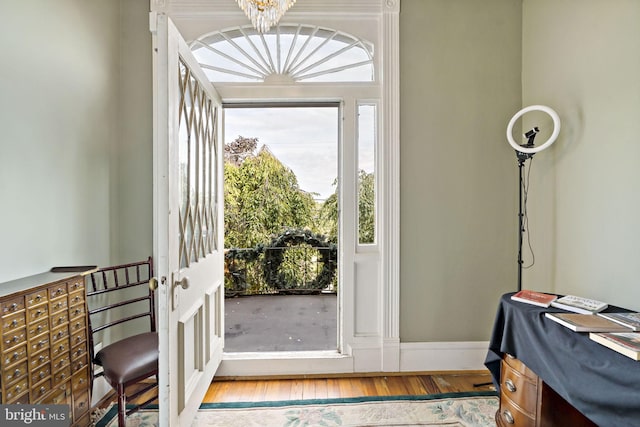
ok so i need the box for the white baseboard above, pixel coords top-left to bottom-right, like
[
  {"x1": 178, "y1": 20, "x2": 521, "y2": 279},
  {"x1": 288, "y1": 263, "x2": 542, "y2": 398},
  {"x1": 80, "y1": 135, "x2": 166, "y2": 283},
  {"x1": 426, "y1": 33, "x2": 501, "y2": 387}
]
[{"x1": 400, "y1": 341, "x2": 490, "y2": 371}]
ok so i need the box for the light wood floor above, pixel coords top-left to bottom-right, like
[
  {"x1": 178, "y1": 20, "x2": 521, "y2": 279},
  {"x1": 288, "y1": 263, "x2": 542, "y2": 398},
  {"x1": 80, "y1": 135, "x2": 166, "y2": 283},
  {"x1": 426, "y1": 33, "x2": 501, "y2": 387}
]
[
  {"x1": 97, "y1": 371, "x2": 494, "y2": 409},
  {"x1": 203, "y1": 371, "x2": 495, "y2": 403}
]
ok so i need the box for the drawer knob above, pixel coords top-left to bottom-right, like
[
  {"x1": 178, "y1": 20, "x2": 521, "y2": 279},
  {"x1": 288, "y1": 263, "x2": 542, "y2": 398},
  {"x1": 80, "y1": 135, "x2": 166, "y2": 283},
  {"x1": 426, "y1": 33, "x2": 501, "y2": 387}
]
[
  {"x1": 505, "y1": 378, "x2": 517, "y2": 393},
  {"x1": 502, "y1": 409, "x2": 515, "y2": 424}
]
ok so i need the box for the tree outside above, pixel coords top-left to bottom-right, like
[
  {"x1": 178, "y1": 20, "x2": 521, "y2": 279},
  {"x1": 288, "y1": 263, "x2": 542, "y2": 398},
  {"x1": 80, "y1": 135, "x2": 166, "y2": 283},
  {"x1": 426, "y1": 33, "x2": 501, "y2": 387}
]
[{"x1": 223, "y1": 136, "x2": 373, "y2": 294}]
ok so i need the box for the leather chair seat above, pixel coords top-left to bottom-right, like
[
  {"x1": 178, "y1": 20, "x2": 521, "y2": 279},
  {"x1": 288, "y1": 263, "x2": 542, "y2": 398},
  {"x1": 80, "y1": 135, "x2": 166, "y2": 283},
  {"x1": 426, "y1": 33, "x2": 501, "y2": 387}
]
[{"x1": 94, "y1": 332, "x2": 158, "y2": 385}]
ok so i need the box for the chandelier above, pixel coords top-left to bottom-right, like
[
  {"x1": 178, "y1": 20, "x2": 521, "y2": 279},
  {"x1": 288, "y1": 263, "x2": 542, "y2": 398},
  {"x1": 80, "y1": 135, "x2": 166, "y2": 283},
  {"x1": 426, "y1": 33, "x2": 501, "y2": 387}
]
[{"x1": 236, "y1": 0, "x2": 296, "y2": 33}]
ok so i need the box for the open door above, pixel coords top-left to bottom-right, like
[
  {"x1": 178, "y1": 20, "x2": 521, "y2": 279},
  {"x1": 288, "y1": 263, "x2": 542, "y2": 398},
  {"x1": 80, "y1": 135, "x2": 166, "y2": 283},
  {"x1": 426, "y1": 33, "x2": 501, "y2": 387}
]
[{"x1": 151, "y1": 13, "x2": 224, "y2": 427}]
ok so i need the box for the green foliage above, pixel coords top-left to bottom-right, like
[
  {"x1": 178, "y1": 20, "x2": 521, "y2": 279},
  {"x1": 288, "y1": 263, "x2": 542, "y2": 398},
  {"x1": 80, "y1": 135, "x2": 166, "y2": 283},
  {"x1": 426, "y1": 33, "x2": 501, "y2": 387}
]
[
  {"x1": 316, "y1": 171, "x2": 375, "y2": 244},
  {"x1": 224, "y1": 142, "x2": 316, "y2": 248},
  {"x1": 358, "y1": 170, "x2": 375, "y2": 244}
]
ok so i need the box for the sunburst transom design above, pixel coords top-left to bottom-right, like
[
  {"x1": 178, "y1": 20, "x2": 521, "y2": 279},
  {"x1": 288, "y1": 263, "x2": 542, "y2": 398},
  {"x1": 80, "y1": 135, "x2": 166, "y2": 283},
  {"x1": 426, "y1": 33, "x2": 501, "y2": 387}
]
[{"x1": 190, "y1": 24, "x2": 374, "y2": 83}]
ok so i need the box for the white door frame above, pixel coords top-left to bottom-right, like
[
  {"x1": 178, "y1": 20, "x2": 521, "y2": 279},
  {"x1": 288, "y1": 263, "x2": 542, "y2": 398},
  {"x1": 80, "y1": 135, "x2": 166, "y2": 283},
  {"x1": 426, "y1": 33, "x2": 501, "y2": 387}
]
[{"x1": 153, "y1": 0, "x2": 400, "y2": 376}]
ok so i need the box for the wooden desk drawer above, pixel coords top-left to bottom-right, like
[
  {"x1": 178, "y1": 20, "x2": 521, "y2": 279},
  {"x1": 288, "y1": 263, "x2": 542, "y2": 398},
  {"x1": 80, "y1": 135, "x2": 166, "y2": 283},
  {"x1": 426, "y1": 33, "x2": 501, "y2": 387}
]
[
  {"x1": 503, "y1": 354, "x2": 537, "y2": 380},
  {"x1": 498, "y1": 395, "x2": 536, "y2": 427},
  {"x1": 28, "y1": 304, "x2": 49, "y2": 322},
  {"x1": 501, "y1": 360, "x2": 538, "y2": 415}
]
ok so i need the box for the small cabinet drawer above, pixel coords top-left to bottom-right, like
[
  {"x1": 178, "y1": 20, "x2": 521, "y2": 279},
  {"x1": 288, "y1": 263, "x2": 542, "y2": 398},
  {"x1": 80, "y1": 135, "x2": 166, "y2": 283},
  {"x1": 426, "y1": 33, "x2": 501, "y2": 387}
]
[
  {"x1": 68, "y1": 290, "x2": 85, "y2": 308},
  {"x1": 67, "y1": 278, "x2": 84, "y2": 294},
  {"x1": 4, "y1": 344, "x2": 27, "y2": 365},
  {"x1": 49, "y1": 285, "x2": 67, "y2": 300},
  {"x1": 32, "y1": 378, "x2": 53, "y2": 402},
  {"x1": 28, "y1": 318, "x2": 49, "y2": 338},
  {"x1": 2, "y1": 311, "x2": 26, "y2": 332},
  {"x1": 29, "y1": 334, "x2": 50, "y2": 353},
  {"x1": 50, "y1": 296, "x2": 69, "y2": 315},
  {"x1": 31, "y1": 363, "x2": 52, "y2": 385},
  {"x1": 69, "y1": 319, "x2": 85, "y2": 335},
  {"x1": 29, "y1": 349, "x2": 51, "y2": 371},
  {"x1": 3, "y1": 329, "x2": 26, "y2": 349},
  {"x1": 73, "y1": 390, "x2": 90, "y2": 418},
  {"x1": 53, "y1": 366, "x2": 72, "y2": 384},
  {"x1": 51, "y1": 324, "x2": 70, "y2": 343},
  {"x1": 71, "y1": 367, "x2": 90, "y2": 393},
  {"x1": 52, "y1": 353, "x2": 71, "y2": 373},
  {"x1": 69, "y1": 304, "x2": 86, "y2": 321},
  {"x1": 28, "y1": 304, "x2": 49, "y2": 322},
  {"x1": 4, "y1": 377, "x2": 29, "y2": 402},
  {"x1": 1, "y1": 296, "x2": 25, "y2": 315},
  {"x1": 4, "y1": 360, "x2": 29, "y2": 385},
  {"x1": 26, "y1": 290, "x2": 48, "y2": 308},
  {"x1": 71, "y1": 342, "x2": 87, "y2": 362}
]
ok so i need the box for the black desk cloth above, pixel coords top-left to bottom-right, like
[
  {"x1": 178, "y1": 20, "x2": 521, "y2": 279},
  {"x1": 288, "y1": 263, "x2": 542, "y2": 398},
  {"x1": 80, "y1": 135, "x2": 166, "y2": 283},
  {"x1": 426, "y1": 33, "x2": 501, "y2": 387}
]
[{"x1": 484, "y1": 292, "x2": 640, "y2": 427}]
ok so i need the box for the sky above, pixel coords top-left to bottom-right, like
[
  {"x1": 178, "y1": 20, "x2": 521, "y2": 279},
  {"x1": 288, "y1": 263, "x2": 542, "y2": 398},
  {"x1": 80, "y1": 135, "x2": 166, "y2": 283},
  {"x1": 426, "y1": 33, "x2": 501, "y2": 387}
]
[{"x1": 224, "y1": 106, "x2": 376, "y2": 201}]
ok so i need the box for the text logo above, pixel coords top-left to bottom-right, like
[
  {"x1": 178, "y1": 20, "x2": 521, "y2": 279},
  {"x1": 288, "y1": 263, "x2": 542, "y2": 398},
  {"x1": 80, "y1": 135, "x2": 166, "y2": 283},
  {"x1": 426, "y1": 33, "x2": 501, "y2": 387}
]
[{"x1": 0, "y1": 405, "x2": 69, "y2": 427}]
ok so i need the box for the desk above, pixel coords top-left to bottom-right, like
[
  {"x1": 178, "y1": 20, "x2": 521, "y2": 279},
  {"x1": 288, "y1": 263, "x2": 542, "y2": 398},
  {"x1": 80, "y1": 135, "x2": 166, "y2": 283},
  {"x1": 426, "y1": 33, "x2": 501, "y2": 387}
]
[{"x1": 485, "y1": 293, "x2": 640, "y2": 427}]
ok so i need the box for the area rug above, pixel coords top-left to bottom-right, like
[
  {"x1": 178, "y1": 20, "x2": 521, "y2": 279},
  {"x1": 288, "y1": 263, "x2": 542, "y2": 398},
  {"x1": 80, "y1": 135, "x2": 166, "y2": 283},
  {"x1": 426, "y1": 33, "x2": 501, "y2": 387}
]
[{"x1": 93, "y1": 391, "x2": 498, "y2": 427}]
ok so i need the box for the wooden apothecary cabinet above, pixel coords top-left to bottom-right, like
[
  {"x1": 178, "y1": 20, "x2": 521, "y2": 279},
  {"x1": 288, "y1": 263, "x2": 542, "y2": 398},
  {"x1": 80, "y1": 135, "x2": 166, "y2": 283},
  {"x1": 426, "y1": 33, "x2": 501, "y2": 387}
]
[{"x1": 1, "y1": 269, "x2": 95, "y2": 426}]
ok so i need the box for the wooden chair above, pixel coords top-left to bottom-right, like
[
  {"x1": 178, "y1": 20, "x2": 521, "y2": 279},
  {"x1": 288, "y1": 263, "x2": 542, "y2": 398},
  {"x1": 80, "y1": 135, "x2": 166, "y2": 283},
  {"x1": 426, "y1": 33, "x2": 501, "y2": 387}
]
[{"x1": 86, "y1": 257, "x2": 158, "y2": 426}]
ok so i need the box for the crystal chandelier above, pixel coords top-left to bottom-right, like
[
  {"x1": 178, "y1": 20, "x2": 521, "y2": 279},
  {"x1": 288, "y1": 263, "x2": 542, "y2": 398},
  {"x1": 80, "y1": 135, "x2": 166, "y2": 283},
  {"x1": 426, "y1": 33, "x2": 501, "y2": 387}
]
[{"x1": 236, "y1": 0, "x2": 296, "y2": 33}]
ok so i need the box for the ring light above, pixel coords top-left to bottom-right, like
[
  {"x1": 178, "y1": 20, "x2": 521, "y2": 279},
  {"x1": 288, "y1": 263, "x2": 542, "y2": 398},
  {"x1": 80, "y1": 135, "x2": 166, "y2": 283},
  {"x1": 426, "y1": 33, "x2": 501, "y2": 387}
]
[{"x1": 506, "y1": 105, "x2": 561, "y2": 154}]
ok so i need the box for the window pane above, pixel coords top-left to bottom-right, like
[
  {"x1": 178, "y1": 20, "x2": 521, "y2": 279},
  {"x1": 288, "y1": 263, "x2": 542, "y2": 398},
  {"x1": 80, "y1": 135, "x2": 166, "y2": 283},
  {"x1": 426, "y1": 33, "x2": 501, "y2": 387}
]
[{"x1": 357, "y1": 104, "x2": 376, "y2": 245}]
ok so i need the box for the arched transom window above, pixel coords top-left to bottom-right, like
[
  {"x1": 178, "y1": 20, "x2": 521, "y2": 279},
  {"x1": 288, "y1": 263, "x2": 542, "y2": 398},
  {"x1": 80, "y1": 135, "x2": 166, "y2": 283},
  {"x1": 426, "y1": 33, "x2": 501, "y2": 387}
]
[{"x1": 190, "y1": 24, "x2": 374, "y2": 83}]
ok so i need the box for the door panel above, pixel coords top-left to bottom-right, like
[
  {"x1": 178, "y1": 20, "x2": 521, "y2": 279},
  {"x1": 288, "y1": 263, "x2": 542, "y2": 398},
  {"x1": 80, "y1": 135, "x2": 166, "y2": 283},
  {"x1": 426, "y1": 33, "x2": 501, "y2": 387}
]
[{"x1": 152, "y1": 13, "x2": 224, "y2": 427}]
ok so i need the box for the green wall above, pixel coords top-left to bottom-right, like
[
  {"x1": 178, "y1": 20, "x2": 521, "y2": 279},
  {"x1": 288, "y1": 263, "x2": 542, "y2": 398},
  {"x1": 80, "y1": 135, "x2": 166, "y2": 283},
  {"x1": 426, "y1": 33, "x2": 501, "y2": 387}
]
[
  {"x1": 399, "y1": 0, "x2": 522, "y2": 342},
  {"x1": 0, "y1": 1, "x2": 119, "y2": 282},
  {"x1": 522, "y1": 0, "x2": 640, "y2": 310},
  {"x1": 0, "y1": 0, "x2": 151, "y2": 283}
]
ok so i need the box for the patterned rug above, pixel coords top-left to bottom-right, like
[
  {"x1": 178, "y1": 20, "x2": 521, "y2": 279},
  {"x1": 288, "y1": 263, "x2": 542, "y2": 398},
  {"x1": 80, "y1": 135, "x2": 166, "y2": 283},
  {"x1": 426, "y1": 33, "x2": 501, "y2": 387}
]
[{"x1": 93, "y1": 391, "x2": 498, "y2": 427}]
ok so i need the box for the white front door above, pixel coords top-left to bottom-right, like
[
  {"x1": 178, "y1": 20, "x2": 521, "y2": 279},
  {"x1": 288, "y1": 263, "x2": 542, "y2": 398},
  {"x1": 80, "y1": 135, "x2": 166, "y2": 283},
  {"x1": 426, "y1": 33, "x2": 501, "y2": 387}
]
[{"x1": 151, "y1": 13, "x2": 224, "y2": 427}]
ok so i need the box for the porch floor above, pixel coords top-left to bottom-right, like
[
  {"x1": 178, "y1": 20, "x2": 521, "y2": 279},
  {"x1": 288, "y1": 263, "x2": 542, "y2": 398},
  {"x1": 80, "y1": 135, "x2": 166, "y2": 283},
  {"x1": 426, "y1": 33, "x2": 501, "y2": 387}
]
[{"x1": 224, "y1": 294, "x2": 337, "y2": 352}]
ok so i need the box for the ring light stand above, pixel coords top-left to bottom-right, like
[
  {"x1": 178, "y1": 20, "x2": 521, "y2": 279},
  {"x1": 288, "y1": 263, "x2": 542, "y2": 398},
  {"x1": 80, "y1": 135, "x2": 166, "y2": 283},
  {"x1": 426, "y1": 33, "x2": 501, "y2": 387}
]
[{"x1": 507, "y1": 105, "x2": 560, "y2": 291}]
